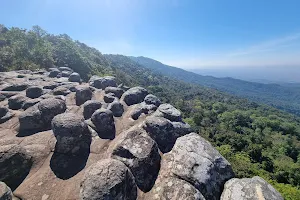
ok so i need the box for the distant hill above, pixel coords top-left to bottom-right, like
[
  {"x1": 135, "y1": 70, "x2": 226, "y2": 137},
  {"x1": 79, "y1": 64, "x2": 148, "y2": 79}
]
[{"x1": 130, "y1": 56, "x2": 300, "y2": 116}]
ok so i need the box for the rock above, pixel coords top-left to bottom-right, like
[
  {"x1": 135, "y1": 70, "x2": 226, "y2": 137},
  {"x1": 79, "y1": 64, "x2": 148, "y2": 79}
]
[
  {"x1": 19, "y1": 98, "x2": 66, "y2": 131},
  {"x1": 68, "y1": 72, "x2": 81, "y2": 83},
  {"x1": 53, "y1": 86, "x2": 71, "y2": 96},
  {"x1": 0, "y1": 181, "x2": 14, "y2": 200},
  {"x1": 52, "y1": 113, "x2": 91, "y2": 155},
  {"x1": 22, "y1": 98, "x2": 41, "y2": 110},
  {"x1": 43, "y1": 83, "x2": 59, "y2": 90},
  {"x1": 90, "y1": 76, "x2": 117, "y2": 89},
  {"x1": 153, "y1": 103, "x2": 182, "y2": 121},
  {"x1": 121, "y1": 87, "x2": 148, "y2": 106},
  {"x1": 221, "y1": 176, "x2": 283, "y2": 200},
  {"x1": 83, "y1": 100, "x2": 102, "y2": 119},
  {"x1": 58, "y1": 67, "x2": 73, "y2": 72},
  {"x1": 107, "y1": 100, "x2": 124, "y2": 117},
  {"x1": 26, "y1": 86, "x2": 43, "y2": 98},
  {"x1": 105, "y1": 87, "x2": 124, "y2": 98},
  {"x1": 90, "y1": 109, "x2": 115, "y2": 139},
  {"x1": 0, "y1": 145, "x2": 32, "y2": 190},
  {"x1": 75, "y1": 87, "x2": 93, "y2": 106},
  {"x1": 161, "y1": 133, "x2": 234, "y2": 200},
  {"x1": 61, "y1": 70, "x2": 72, "y2": 77},
  {"x1": 111, "y1": 127, "x2": 161, "y2": 192},
  {"x1": 104, "y1": 93, "x2": 116, "y2": 103},
  {"x1": 143, "y1": 116, "x2": 191, "y2": 153},
  {"x1": 118, "y1": 83, "x2": 130, "y2": 91},
  {"x1": 144, "y1": 94, "x2": 161, "y2": 106},
  {"x1": 144, "y1": 177, "x2": 205, "y2": 200},
  {"x1": 8, "y1": 95, "x2": 28, "y2": 110},
  {"x1": 80, "y1": 159, "x2": 137, "y2": 200},
  {"x1": 2, "y1": 83, "x2": 28, "y2": 91},
  {"x1": 49, "y1": 69, "x2": 60, "y2": 78},
  {"x1": 131, "y1": 102, "x2": 157, "y2": 120},
  {"x1": 0, "y1": 107, "x2": 13, "y2": 123}
]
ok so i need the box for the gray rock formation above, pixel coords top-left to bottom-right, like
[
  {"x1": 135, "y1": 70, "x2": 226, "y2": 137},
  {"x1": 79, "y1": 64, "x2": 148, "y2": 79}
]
[
  {"x1": 26, "y1": 86, "x2": 43, "y2": 98},
  {"x1": 83, "y1": 100, "x2": 102, "y2": 119},
  {"x1": 121, "y1": 87, "x2": 148, "y2": 106},
  {"x1": 8, "y1": 95, "x2": 28, "y2": 110},
  {"x1": 153, "y1": 103, "x2": 182, "y2": 121},
  {"x1": 22, "y1": 98, "x2": 41, "y2": 110},
  {"x1": 221, "y1": 176, "x2": 283, "y2": 200},
  {"x1": 144, "y1": 94, "x2": 161, "y2": 106},
  {"x1": 49, "y1": 68, "x2": 60, "y2": 78},
  {"x1": 111, "y1": 127, "x2": 161, "y2": 192},
  {"x1": 107, "y1": 100, "x2": 124, "y2": 117},
  {"x1": 105, "y1": 87, "x2": 124, "y2": 98},
  {"x1": 68, "y1": 72, "x2": 81, "y2": 83},
  {"x1": 1, "y1": 83, "x2": 28, "y2": 91},
  {"x1": 131, "y1": 102, "x2": 157, "y2": 120},
  {"x1": 104, "y1": 93, "x2": 116, "y2": 103},
  {"x1": 0, "y1": 107, "x2": 13, "y2": 123},
  {"x1": 75, "y1": 87, "x2": 93, "y2": 106},
  {"x1": 52, "y1": 86, "x2": 71, "y2": 96},
  {"x1": 80, "y1": 159, "x2": 137, "y2": 200},
  {"x1": 90, "y1": 108, "x2": 115, "y2": 139},
  {"x1": 89, "y1": 76, "x2": 117, "y2": 89}
]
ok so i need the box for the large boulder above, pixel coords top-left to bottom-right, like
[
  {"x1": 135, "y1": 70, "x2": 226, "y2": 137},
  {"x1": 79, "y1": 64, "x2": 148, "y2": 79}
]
[
  {"x1": 221, "y1": 177, "x2": 283, "y2": 200},
  {"x1": 143, "y1": 116, "x2": 191, "y2": 153},
  {"x1": 75, "y1": 87, "x2": 93, "y2": 106},
  {"x1": 61, "y1": 70, "x2": 72, "y2": 77},
  {"x1": 104, "y1": 93, "x2": 116, "y2": 103},
  {"x1": 8, "y1": 95, "x2": 28, "y2": 110},
  {"x1": 144, "y1": 94, "x2": 161, "y2": 106},
  {"x1": 90, "y1": 76, "x2": 117, "y2": 89},
  {"x1": 26, "y1": 86, "x2": 43, "y2": 99},
  {"x1": 0, "y1": 145, "x2": 32, "y2": 190},
  {"x1": 107, "y1": 100, "x2": 124, "y2": 117},
  {"x1": 52, "y1": 113, "x2": 91, "y2": 155},
  {"x1": 83, "y1": 100, "x2": 102, "y2": 119},
  {"x1": 68, "y1": 72, "x2": 81, "y2": 83},
  {"x1": 0, "y1": 181, "x2": 15, "y2": 200},
  {"x1": 160, "y1": 133, "x2": 234, "y2": 200},
  {"x1": 49, "y1": 69, "x2": 60, "y2": 78},
  {"x1": 131, "y1": 102, "x2": 157, "y2": 120},
  {"x1": 111, "y1": 127, "x2": 161, "y2": 192},
  {"x1": 80, "y1": 159, "x2": 137, "y2": 200},
  {"x1": 121, "y1": 87, "x2": 148, "y2": 106},
  {"x1": 19, "y1": 98, "x2": 66, "y2": 131},
  {"x1": 90, "y1": 109, "x2": 115, "y2": 139},
  {"x1": 0, "y1": 107, "x2": 13, "y2": 123},
  {"x1": 105, "y1": 87, "x2": 124, "y2": 98},
  {"x1": 144, "y1": 177, "x2": 205, "y2": 200},
  {"x1": 22, "y1": 98, "x2": 41, "y2": 110},
  {"x1": 53, "y1": 86, "x2": 71, "y2": 96},
  {"x1": 153, "y1": 103, "x2": 182, "y2": 121},
  {"x1": 1, "y1": 83, "x2": 28, "y2": 91}
]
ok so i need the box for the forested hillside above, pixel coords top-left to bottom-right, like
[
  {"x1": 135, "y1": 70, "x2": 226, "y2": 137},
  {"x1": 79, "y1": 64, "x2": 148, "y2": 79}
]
[
  {"x1": 0, "y1": 25, "x2": 300, "y2": 199},
  {"x1": 130, "y1": 56, "x2": 300, "y2": 116}
]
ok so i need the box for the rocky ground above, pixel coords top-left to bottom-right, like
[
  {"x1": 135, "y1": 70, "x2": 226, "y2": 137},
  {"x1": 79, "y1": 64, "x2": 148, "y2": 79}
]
[{"x1": 0, "y1": 68, "x2": 283, "y2": 200}]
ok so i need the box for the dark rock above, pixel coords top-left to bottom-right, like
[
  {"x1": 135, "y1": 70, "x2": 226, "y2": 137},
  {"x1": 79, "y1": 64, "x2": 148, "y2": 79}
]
[
  {"x1": 49, "y1": 69, "x2": 60, "y2": 78},
  {"x1": 144, "y1": 94, "x2": 161, "y2": 106},
  {"x1": 8, "y1": 95, "x2": 28, "y2": 110},
  {"x1": 43, "y1": 83, "x2": 59, "y2": 90},
  {"x1": 53, "y1": 86, "x2": 71, "y2": 96},
  {"x1": 26, "y1": 86, "x2": 43, "y2": 98},
  {"x1": 144, "y1": 177, "x2": 205, "y2": 200},
  {"x1": 2, "y1": 83, "x2": 28, "y2": 91},
  {"x1": 83, "y1": 100, "x2": 102, "y2": 119},
  {"x1": 52, "y1": 113, "x2": 91, "y2": 155},
  {"x1": 104, "y1": 93, "x2": 116, "y2": 103},
  {"x1": 111, "y1": 127, "x2": 161, "y2": 192},
  {"x1": 90, "y1": 109, "x2": 115, "y2": 139},
  {"x1": 61, "y1": 70, "x2": 72, "y2": 77},
  {"x1": 121, "y1": 87, "x2": 148, "y2": 106},
  {"x1": 153, "y1": 103, "x2": 182, "y2": 121},
  {"x1": 221, "y1": 176, "x2": 283, "y2": 200},
  {"x1": 0, "y1": 181, "x2": 15, "y2": 200},
  {"x1": 68, "y1": 72, "x2": 81, "y2": 83},
  {"x1": 107, "y1": 100, "x2": 124, "y2": 117},
  {"x1": 58, "y1": 67, "x2": 73, "y2": 72},
  {"x1": 160, "y1": 133, "x2": 234, "y2": 200},
  {"x1": 22, "y1": 98, "x2": 41, "y2": 110},
  {"x1": 105, "y1": 87, "x2": 124, "y2": 98},
  {"x1": 17, "y1": 74, "x2": 26, "y2": 78},
  {"x1": 143, "y1": 116, "x2": 191, "y2": 153},
  {"x1": 131, "y1": 102, "x2": 157, "y2": 120},
  {"x1": 90, "y1": 76, "x2": 117, "y2": 89},
  {"x1": 75, "y1": 87, "x2": 93, "y2": 106},
  {"x1": 0, "y1": 145, "x2": 32, "y2": 190},
  {"x1": 80, "y1": 159, "x2": 137, "y2": 200},
  {"x1": 37, "y1": 98, "x2": 67, "y2": 125},
  {"x1": 0, "y1": 107, "x2": 13, "y2": 123}
]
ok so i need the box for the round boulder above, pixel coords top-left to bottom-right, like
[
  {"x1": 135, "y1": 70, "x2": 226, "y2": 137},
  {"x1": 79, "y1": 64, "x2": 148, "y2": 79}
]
[
  {"x1": 105, "y1": 87, "x2": 124, "y2": 98},
  {"x1": 80, "y1": 159, "x2": 137, "y2": 200},
  {"x1": 91, "y1": 109, "x2": 115, "y2": 139},
  {"x1": 107, "y1": 100, "x2": 124, "y2": 117},
  {"x1": 144, "y1": 94, "x2": 161, "y2": 106},
  {"x1": 111, "y1": 127, "x2": 161, "y2": 192},
  {"x1": 49, "y1": 69, "x2": 60, "y2": 78},
  {"x1": 91, "y1": 76, "x2": 117, "y2": 89},
  {"x1": 153, "y1": 103, "x2": 182, "y2": 121},
  {"x1": 121, "y1": 87, "x2": 148, "y2": 106},
  {"x1": 26, "y1": 86, "x2": 43, "y2": 98},
  {"x1": 53, "y1": 86, "x2": 71, "y2": 96},
  {"x1": 68, "y1": 72, "x2": 81, "y2": 83},
  {"x1": 104, "y1": 93, "x2": 116, "y2": 103},
  {"x1": 52, "y1": 113, "x2": 91, "y2": 155},
  {"x1": 8, "y1": 95, "x2": 27, "y2": 110},
  {"x1": 75, "y1": 87, "x2": 93, "y2": 106},
  {"x1": 83, "y1": 100, "x2": 102, "y2": 119}
]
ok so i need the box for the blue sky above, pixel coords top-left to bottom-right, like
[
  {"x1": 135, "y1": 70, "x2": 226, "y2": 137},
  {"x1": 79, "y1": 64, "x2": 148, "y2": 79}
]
[{"x1": 1, "y1": 0, "x2": 300, "y2": 69}]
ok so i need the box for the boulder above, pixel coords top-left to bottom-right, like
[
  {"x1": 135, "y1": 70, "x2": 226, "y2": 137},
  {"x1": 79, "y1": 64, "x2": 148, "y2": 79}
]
[
  {"x1": 0, "y1": 181, "x2": 15, "y2": 200},
  {"x1": 22, "y1": 98, "x2": 40, "y2": 110},
  {"x1": 131, "y1": 102, "x2": 157, "y2": 120},
  {"x1": 53, "y1": 86, "x2": 71, "y2": 96},
  {"x1": 153, "y1": 103, "x2": 182, "y2": 121},
  {"x1": 52, "y1": 113, "x2": 91, "y2": 155},
  {"x1": 83, "y1": 100, "x2": 102, "y2": 119},
  {"x1": 0, "y1": 107, "x2": 13, "y2": 123},
  {"x1": 75, "y1": 87, "x2": 93, "y2": 106},
  {"x1": 111, "y1": 127, "x2": 161, "y2": 192},
  {"x1": 144, "y1": 177, "x2": 205, "y2": 200},
  {"x1": 0, "y1": 145, "x2": 32, "y2": 190},
  {"x1": 221, "y1": 176, "x2": 283, "y2": 200},
  {"x1": 160, "y1": 133, "x2": 234, "y2": 200},
  {"x1": 144, "y1": 94, "x2": 161, "y2": 106},
  {"x1": 121, "y1": 87, "x2": 148, "y2": 106},
  {"x1": 80, "y1": 159, "x2": 137, "y2": 200},
  {"x1": 43, "y1": 83, "x2": 59, "y2": 90},
  {"x1": 61, "y1": 70, "x2": 72, "y2": 77},
  {"x1": 105, "y1": 87, "x2": 124, "y2": 98},
  {"x1": 90, "y1": 109, "x2": 115, "y2": 139},
  {"x1": 49, "y1": 69, "x2": 60, "y2": 78},
  {"x1": 103, "y1": 93, "x2": 116, "y2": 103},
  {"x1": 8, "y1": 95, "x2": 28, "y2": 110},
  {"x1": 90, "y1": 76, "x2": 117, "y2": 89},
  {"x1": 107, "y1": 100, "x2": 124, "y2": 117},
  {"x1": 58, "y1": 67, "x2": 73, "y2": 72},
  {"x1": 26, "y1": 86, "x2": 43, "y2": 98},
  {"x1": 68, "y1": 72, "x2": 81, "y2": 83},
  {"x1": 1, "y1": 83, "x2": 28, "y2": 91},
  {"x1": 143, "y1": 116, "x2": 191, "y2": 153}
]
